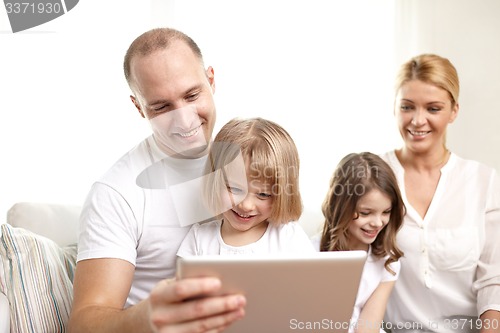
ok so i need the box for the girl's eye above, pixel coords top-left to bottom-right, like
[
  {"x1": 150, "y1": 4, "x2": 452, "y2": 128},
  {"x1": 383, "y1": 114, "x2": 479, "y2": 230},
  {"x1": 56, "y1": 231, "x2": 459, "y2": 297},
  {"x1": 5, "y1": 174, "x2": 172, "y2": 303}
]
[
  {"x1": 227, "y1": 186, "x2": 243, "y2": 195},
  {"x1": 257, "y1": 192, "x2": 272, "y2": 199},
  {"x1": 428, "y1": 107, "x2": 441, "y2": 112},
  {"x1": 383, "y1": 210, "x2": 392, "y2": 215},
  {"x1": 359, "y1": 211, "x2": 370, "y2": 216},
  {"x1": 400, "y1": 105, "x2": 413, "y2": 111}
]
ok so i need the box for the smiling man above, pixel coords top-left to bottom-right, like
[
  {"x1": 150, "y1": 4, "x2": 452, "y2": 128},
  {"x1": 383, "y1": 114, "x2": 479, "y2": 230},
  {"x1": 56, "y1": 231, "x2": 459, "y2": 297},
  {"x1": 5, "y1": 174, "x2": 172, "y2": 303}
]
[{"x1": 69, "y1": 28, "x2": 246, "y2": 333}]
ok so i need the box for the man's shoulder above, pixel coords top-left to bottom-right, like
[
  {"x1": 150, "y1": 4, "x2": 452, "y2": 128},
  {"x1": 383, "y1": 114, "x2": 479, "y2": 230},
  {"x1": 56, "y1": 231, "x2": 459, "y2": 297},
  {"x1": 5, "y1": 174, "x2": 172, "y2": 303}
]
[{"x1": 98, "y1": 136, "x2": 156, "y2": 185}]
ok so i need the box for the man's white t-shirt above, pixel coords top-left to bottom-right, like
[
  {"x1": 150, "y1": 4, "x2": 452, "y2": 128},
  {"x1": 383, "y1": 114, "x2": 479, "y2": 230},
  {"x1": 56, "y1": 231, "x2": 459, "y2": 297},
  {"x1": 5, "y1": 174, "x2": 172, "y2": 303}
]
[{"x1": 77, "y1": 136, "x2": 208, "y2": 306}]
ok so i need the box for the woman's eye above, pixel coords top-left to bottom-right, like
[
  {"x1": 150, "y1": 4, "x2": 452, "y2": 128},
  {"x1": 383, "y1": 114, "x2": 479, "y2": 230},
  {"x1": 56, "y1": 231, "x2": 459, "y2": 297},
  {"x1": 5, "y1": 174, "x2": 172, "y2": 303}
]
[
  {"x1": 428, "y1": 107, "x2": 441, "y2": 112},
  {"x1": 400, "y1": 105, "x2": 413, "y2": 111},
  {"x1": 359, "y1": 211, "x2": 370, "y2": 216},
  {"x1": 257, "y1": 192, "x2": 272, "y2": 199}
]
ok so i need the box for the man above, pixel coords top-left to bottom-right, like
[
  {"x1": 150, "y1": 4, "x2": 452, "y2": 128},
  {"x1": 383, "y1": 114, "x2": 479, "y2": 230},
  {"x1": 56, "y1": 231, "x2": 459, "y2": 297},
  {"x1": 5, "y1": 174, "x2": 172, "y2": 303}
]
[{"x1": 69, "y1": 28, "x2": 246, "y2": 333}]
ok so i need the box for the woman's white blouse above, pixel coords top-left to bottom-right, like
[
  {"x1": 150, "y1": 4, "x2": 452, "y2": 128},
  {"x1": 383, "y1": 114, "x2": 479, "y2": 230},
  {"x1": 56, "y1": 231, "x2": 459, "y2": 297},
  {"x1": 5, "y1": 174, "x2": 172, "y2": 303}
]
[{"x1": 381, "y1": 151, "x2": 500, "y2": 332}]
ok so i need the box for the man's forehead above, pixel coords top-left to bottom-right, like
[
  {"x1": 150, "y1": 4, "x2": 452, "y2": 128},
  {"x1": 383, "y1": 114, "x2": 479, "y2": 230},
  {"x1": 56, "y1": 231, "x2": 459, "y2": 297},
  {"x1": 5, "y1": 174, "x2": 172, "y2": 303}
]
[{"x1": 130, "y1": 51, "x2": 204, "y2": 99}]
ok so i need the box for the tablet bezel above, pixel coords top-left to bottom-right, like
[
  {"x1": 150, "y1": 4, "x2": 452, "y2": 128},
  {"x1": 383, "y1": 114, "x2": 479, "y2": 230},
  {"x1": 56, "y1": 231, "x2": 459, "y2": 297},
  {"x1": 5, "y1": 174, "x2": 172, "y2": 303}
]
[{"x1": 176, "y1": 251, "x2": 367, "y2": 333}]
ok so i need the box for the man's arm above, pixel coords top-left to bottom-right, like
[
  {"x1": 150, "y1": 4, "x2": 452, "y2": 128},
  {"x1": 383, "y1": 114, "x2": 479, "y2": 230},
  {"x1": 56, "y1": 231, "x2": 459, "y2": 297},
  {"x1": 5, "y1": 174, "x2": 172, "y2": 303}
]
[
  {"x1": 68, "y1": 258, "x2": 246, "y2": 333},
  {"x1": 480, "y1": 310, "x2": 500, "y2": 333},
  {"x1": 69, "y1": 258, "x2": 150, "y2": 332}
]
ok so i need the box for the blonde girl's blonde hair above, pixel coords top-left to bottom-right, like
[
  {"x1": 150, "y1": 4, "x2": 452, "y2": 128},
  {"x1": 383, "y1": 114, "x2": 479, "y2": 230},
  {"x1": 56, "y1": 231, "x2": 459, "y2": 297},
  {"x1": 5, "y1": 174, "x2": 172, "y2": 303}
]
[
  {"x1": 319, "y1": 152, "x2": 405, "y2": 275},
  {"x1": 395, "y1": 53, "x2": 460, "y2": 106},
  {"x1": 204, "y1": 117, "x2": 302, "y2": 224}
]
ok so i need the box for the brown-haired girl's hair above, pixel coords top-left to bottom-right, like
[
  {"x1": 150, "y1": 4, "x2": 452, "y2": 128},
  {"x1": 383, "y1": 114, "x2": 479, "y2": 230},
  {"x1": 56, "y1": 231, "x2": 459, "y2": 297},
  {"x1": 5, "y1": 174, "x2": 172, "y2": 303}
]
[
  {"x1": 204, "y1": 117, "x2": 302, "y2": 224},
  {"x1": 319, "y1": 152, "x2": 405, "y2": 274}
]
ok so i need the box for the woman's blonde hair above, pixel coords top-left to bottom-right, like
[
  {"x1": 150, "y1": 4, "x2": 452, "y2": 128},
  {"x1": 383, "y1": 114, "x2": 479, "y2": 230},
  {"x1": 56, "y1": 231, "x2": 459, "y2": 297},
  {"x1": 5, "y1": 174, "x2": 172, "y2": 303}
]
[
  {"x1": 204, "y1": 117, "x2": 302, "y2": 224},
  {"x1": 395, "y1": 53, "x2": 460, "y2": 106}
]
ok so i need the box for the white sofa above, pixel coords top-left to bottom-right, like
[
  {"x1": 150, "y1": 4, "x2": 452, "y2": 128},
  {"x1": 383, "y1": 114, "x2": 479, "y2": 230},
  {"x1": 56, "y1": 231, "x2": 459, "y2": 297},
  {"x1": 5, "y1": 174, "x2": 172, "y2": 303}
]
[
  {"x1": 0, "y1": 202, "x2": 81, "y2": 333},
  {"x1": 0, "y1": 283, "x2": 9, "y2": 333},
  {"x1": 0, "y1": 202, "x2": 323, "y2": 333}
]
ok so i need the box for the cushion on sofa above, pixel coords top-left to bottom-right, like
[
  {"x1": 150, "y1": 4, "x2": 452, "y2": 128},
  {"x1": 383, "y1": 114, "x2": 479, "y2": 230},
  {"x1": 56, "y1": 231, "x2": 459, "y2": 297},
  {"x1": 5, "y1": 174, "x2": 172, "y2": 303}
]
[
  {"x1": 298, "y1": 209, "x2": 324, "y2": 237},
  {"x1": 0, "y1": 223, "x2": 76, "y2": 333},
  {"x1": 7, "y1": 202, "x2": 80, "y2": 247}
]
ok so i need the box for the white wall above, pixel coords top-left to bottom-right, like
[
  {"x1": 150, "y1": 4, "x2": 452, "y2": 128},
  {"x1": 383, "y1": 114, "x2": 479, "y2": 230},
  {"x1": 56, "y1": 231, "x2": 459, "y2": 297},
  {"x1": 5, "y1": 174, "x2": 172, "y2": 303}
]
[
  {"x1": 155, "y1": 0, "x2": 398, "y2": 216},
  {"x1": 0, "y1": 1, "x2": 153, "y2": 216},
  {"x1": 394, "y1": 0, "x2": 500, "y2": 172},
  {"x1": 1, "y1": 1, "x2": 397, "y2": 219},
  {"x1": 4, "y1": 1, "x2": 498, "y2": 222},
  {"x1": 8, "y1": 0, "x2": 500, "y2": 222}
]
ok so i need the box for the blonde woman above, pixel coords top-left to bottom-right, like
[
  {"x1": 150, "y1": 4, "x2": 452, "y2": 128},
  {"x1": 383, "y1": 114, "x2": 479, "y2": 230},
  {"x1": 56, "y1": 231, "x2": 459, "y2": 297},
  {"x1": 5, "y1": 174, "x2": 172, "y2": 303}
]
[{"x1": 382, "y1": 54, "x2": 500, "y2": 333}]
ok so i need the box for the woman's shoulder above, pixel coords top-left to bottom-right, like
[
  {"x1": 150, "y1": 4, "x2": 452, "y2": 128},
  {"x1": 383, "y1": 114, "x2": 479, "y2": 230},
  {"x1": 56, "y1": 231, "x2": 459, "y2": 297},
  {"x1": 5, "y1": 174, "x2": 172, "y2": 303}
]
[
  {"x1": 449, "y1": 153, "x2": 498, "y2": 177},
  {"x1": 378, "y1": 150, "x2": 395, "y2": 159},
  {"x1": 379, "y1": 149, "x2": 396, "y2": 158},
  {"x1": 378, "y1": 150, "x2": 400, "y2": 169},
  {"x1": 452, "y1": 152, "x2": 493, "y2": 167}
]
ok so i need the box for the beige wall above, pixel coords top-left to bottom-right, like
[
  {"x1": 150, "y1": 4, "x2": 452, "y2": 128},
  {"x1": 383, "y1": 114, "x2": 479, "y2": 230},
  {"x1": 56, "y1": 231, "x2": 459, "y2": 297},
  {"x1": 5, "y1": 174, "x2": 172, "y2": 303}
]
[{"x1": 394, "y1": 0, "x2": 500, "y2": 172}]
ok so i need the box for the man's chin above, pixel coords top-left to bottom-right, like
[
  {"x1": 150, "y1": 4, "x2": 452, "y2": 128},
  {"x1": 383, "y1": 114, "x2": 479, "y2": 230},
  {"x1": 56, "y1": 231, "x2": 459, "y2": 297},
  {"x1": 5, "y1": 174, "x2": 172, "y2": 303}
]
[{"x1": 172, "y1": 144, "x2": 210, "y2": 159}]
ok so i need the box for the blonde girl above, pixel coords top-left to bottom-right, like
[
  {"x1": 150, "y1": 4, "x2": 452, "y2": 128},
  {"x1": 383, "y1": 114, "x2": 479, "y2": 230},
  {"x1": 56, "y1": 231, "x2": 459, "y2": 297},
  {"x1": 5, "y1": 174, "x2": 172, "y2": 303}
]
[{"x1": 177, "y1": 117, "x2": 314, "y2": 256}]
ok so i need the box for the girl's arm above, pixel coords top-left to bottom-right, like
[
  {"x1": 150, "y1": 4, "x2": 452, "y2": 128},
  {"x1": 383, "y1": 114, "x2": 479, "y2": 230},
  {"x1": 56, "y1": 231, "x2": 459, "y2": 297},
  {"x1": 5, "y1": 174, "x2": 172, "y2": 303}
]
[{"x1": 356, "y1": 281, "x2": 396, "y2": 333}]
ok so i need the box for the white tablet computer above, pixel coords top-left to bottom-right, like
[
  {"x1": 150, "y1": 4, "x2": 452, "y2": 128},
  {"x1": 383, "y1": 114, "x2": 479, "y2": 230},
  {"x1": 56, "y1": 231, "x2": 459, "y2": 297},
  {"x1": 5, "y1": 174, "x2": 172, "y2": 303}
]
[{"x1": 176, "y1": 251, "x2": 367, "y2": 333}]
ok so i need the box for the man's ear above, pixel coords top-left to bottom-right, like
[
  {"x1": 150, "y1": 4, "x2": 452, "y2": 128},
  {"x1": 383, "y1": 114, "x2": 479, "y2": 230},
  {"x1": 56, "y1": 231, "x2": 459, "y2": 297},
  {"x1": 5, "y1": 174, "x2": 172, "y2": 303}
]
[
  {"x1": 130, "y1": 95, "x2": 145, "y2": 118},
  {"x1": 206, "y1": 66, "x2": 215, "y2": 93}
]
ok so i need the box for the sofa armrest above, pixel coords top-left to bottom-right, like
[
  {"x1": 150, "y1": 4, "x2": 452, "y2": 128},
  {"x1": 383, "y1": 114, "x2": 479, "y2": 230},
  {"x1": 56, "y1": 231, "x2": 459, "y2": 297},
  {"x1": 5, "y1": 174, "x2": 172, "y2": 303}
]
[
  {"x1": 0, "y1": 292, "x2": 10, "y2": 333},
  {"x1": 7, "y1": 202, "x2": 81, "y2": 246},
  {"x1": 298, "y1": 209, "x2": 324, "y2": 238}
]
